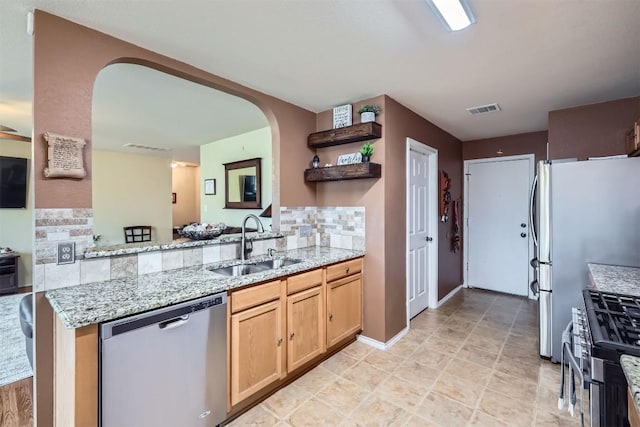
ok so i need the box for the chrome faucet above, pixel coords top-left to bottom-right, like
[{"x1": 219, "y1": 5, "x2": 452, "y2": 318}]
[{"x1": 241, "y1": 214, "x2": 265, "y2": 262}]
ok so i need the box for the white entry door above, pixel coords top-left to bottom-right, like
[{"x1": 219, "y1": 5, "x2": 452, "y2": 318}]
[
  {"x1": 408, "y1": 147, "x2": 431, "y2": 317},
  {"x1": 465, "y1": 156, "x2": 533, "y2": 296}
]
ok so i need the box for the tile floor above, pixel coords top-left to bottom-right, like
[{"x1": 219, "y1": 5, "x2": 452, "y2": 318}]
[{"x1": 229, "y1": 289, "x2": 587, "y2": 426}]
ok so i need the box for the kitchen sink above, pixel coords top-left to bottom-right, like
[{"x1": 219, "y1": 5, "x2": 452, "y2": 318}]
[{"x1": 208, "y1": 258, "x2": 302, "y2": 276}]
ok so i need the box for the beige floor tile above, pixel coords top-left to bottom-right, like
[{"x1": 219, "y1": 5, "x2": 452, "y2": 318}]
[
  {"x1": 292, "y1": 366, "x2": 338, "y2": 395},
  {"x1": 403, "y1": 414, "x2": 442, "y2": 427},
  {"x1": 349, "y1": 394, "x2": 412, "y2": 426},
  {"x1": 402, "y1": 327, "x2": 432, "y2": 345},
  {"x1": 433, "y1": 325, "x2": 471, "y2": 341},
  {"x1": 451, "y1": 309, "x2": 486, "y2": 323},
  {"x1": 275, "y1": 422, "x2": 292, "y2": 427},
  {"x1": 411, "y1": 348, "x2": 452, "y2": 371},
  {"x1": 479, "y1": 389, "x2": 534, "y2": 427},
  {"x1": 444, "y1": 358, "x2": 493, "y2": 384},
  {"x1": 536, "y1": 385, "x2": 580, "y2": 418},
  {"x1": 320, "y1": 352, "x2": 359, "y2": 375},
  {"x1": 534, "y1": 408, "x2": 583, "y2": 426},
  {"x1": 468, "y1": 410, "x2": 512, "y2": 426},
  {"x1": 538, "y1": 362, "x2": 562, "y2": 392},
  {"x1": 394, "y1": 360, "x2": 441, "y2": 389},
  {"x1": 456, "y1": 343, "x2": 498, "y2": 369},
  {"x1": 229, "y1": 404, "x2": 280, "y2": 426},
  {"x1": 446, "y1": 317, "x2": 476, "y2": 331},
  {"x1": 472, "y1": 324, "x2": 509, "y2": 340},
  {"x1": 363, "y1": 349, "x2": 405, "y2": 373},
  {"x1": 385, "y1": 336, "x2": 421, "y2": 358},
  {"x1": 505, "y1": 332, "x2": 539, "y2": 351},
  {"x1": 287, "y1": 398, "x2": 344, "y2": 427},
  {"x1": 417, "y1": 392, "x2": 474, "y2": 426},
  {"x1": 419, "y1": 336, "x2": 464, "y2": 355},
  {"x1": 494, "y1": 355, "x2": 540, "y2": 383},
  {"x1": 486, "y1": 370, "x2": 538, "y2": 401},
  {"x1": 315, "y1": 376, "x2": 369, "y2": 416},
  {"x1": 466, "y1": 334, "x2": 505, "y2": 354},
  {"x1": 261, "y1": 384, "x2": 312, "y2": 419},
  {"x1": 341, "y1": 360, "x2": 390, "y2": 391},
  {"x1": 342, "y1": 341, "x2": 375, "y2": 360},
  {"x1": 374, "y1": 375, "x2": 429, "y2": 413},
  {"x1": 501, "y1": 343, "x2": 545, "y2": 367},
  {"x1": 431, "y1": 372, "x2": 485, "y2": 408}
]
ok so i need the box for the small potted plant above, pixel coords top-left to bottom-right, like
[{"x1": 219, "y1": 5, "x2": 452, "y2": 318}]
[
  {"x1": 360, "y1": 143, "x2": 374, "y2": 162},
  {"x1": 357, "y1": 105, "x2": 381, "y2": 123}
]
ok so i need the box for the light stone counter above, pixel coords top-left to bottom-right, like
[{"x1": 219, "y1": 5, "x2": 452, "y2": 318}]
[
  {"x1": 84, "y1": 231, "x2": 283, "y2": 259},
  {"x1": 588, "y1": 263, "x2": 640, "y2": 297},
  {"x1": 46, "y1": 246, "x2": 364, "y2": 329},
  {"x1": 621, "y1": 354, "x2": 640, "y2": 414}
]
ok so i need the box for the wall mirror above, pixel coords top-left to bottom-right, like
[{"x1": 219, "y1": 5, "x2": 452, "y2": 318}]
[{"x1": 224, "y1": 158, "x2": 261, "y2": 209}]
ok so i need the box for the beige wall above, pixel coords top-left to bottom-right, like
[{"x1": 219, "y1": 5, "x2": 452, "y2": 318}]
[
  {"x1": 0, "y1": 139, "x2": 33, "y2": 287},
  {"x1": 200, "y1": 127, "x2": 272, "y2": 228},
  {"x1": 33, "y1": 10, "x2": 316, "y2": 423},
  {"x1": 172, "y1": 165, "x2": 200, "y2": 227},
  {"x1": 463, "y1": 131, "x2": 548, "y2": 163},
  {"x1": 549, "y1": 96, "x2": 640, "y2": 160},
  {"x1": 92, "y1": 150, "x2": 173, "y2": 245}
]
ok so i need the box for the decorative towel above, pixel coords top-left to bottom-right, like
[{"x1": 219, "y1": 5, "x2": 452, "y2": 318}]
[{"x1": 451, "y1": 200, "x2": 461, "y2": 253}]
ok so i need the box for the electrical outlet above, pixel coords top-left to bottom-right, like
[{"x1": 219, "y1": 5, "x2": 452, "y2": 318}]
[
  {"x1": 299, "y1": 225, "x2": 312, "y2": 237},
  {"x1": 57, "y1": 242, "x2": 75, "y2": 265}
]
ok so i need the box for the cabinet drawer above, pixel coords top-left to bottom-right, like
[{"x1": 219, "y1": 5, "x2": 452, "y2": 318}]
[
  {"x1": 326, "y1": 258, "x2": 362, "y2": 283},
  {"x1": 287, "y1": 268, "x2": 323, "y2": 295},
  {"x1": 231, "y1": 280, "x2": 282, "y2": 313}
]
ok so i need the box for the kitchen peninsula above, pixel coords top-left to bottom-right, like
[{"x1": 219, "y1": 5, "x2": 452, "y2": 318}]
[{"x1": 45, "y1": 244, "x2": 365, "y2": 426}]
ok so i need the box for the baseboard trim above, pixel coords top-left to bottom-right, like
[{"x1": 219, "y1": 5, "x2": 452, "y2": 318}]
[
  {"x1": 357, "y1": 326, "x2": 409, "y2": 351},
  {"x1": 436, "y1": 284, "x2": 463, "y2": 308}
]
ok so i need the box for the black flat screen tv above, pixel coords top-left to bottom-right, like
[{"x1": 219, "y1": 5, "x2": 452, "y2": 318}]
[{"x1": 0, "y1": 156, "x2": 28, "y2": 208}]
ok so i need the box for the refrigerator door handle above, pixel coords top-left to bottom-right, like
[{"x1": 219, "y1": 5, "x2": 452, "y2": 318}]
[{"x1": 529, "y1": 173, "x2": 538, "y2": 249}]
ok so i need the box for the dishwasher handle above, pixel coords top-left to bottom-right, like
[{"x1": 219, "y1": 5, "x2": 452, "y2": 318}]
[{"x1": 159, "y1": 314, "x2": 190, "y2": 330}]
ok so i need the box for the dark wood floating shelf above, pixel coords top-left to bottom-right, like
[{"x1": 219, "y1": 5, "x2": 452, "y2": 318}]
[
  {"x1": 308, "y1": 122, "x2": 382, "y2": 148},
  {"x1": 304, "y1": 162, "x2": 382, "y2": 182}
]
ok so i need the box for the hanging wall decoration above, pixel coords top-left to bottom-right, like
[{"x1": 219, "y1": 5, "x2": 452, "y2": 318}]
[
  {"x1": 439, "y1": 170, "x2": 451, "y2": 222},
  {"x1": 43, "y1": 132, "x2": 86, "y2": 179}
]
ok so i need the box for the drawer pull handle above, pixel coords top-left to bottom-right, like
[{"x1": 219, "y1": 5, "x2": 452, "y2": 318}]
[
  {"x1": 290, "y1": 332, "x2": 295, "y2": 340},
  {"x1": 277, "y1": 338, "x2": 283, "y2": 346},
  {"x1": 328, "y1": 313, "x2": 333, "y2": 321},
  {"x1": 346, "y1": 267, "x2": 350, "y2": 273}
]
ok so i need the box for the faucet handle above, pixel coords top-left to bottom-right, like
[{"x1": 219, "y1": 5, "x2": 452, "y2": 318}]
[{"x1": 267, "y1": 248, "x2": 276, "y2": 257}]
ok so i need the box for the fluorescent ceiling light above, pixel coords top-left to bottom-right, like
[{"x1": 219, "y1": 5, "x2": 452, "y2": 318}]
[{"x1": 426, "y1": 0, "x2": 476, "y2": 31}]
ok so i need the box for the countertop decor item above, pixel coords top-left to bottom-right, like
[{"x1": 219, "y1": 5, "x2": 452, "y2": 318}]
[
  {"x1": 357, "y1": 105, "x2": 381, "y2": 123},
  {"x1": 360, "y1": 143, "x2": 374, "y2": 162},
  {"x1": 312, "y1": 154, "x2": 320, "y2": 168},
  {"x1": 179, "y1": 223, "x2": 226, "y2": 240}
]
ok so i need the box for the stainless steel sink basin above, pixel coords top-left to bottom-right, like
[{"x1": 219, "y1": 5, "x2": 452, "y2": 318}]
[
  {"x1": 251, "y1": 258, "x2": 302, "y2": 269},
  {"x1": 208, "y1": 258, "x2": 302, "y2": 276},
  {"x1": 208, "y1": 264, "x2": 264, "y2": 276}
]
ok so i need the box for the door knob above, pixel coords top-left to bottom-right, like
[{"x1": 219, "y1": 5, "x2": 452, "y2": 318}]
[
  {"x1": 520, "y1": 232, "x2": 527, "y2": 238},
  {"x1": 520, "y1": 223, "x2": 526, "y2": 228},
  {"x1": 426, "y1": 237, "x2": 433, "y2": 242}
]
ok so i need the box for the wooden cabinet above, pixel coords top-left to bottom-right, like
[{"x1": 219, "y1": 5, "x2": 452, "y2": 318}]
[
  {"x1": 229, "y1": 259, "x2": 363, "y2": 407},
  {"x1": 287, "y1": 286, "x2": 325, "y2": 373},
  {"x1": 0, "y1": 253, "x2": 19, "y2": 294},
  {"x1": 230, "y1": 282, "x2": 285, "y2": 407},
  {"x1": 326, "y1": 260, "x2": 363, "y2": 349}
]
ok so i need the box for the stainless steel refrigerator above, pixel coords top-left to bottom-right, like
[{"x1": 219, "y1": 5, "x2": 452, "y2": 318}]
[{"x1": 531, "y1": 156, "x2": 640, "y2": 362}]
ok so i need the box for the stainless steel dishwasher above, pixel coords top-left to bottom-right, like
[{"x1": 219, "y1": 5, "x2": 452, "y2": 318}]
[{"x1": 100, "y1": 292, "x2": 227, "y2": 427}]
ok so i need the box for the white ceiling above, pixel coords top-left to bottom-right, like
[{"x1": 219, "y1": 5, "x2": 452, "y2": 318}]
[{"x1": 1, "y1": 0, "x2": 639, "y2": 150}]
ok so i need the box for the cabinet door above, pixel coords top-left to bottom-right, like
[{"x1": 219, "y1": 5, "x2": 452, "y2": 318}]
[
  {"x1": 287, "y1": 286, "x2": 325, "y2": 373},
  {"x1": 326, "y1": 274, "x2": 362, "y2": 348},
  {"x1": 230, "y1": 299, "x2": 284, "y2": 406}
]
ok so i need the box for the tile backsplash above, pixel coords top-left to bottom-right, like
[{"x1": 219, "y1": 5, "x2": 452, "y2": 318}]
[{"x1": 280, "y1": 206, "x2": 365, "y2": 251}]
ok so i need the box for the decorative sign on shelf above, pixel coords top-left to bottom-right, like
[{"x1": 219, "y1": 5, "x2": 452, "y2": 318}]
[
  {"x1": 332, "y1": 104, "x2": 353, "y2": 129},
  {"x1": 337, "y1": 152, "x2": 362, "y2": 165},
  {"x1": 43, "y1": 132, "x2": 86, "y2": 179}
]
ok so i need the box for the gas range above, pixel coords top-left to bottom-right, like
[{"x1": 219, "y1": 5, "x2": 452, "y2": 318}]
[{"x1": 577, "y1": 289, "x2": 640, "y2": 426}]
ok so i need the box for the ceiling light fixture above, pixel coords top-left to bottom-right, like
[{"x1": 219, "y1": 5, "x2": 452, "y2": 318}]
[{"x1": 426, "y1": 0, "x2": 475, "y2": 31}]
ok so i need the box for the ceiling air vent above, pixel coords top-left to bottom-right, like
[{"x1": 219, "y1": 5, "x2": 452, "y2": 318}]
[
  {"x1": 466, "y1": 103, "x2": 501, "y2": 115},
  {"x1": 122, "y1": 143, "x2": 170, "y2": 151}
]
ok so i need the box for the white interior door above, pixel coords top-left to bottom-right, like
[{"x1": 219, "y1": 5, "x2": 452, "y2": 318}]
[
  {"x1": 408, "y1": 148, "x2": 431, "y2": 317},
  {"x1": 466, "y1": 156, "x2": 532, "y2": 296}
]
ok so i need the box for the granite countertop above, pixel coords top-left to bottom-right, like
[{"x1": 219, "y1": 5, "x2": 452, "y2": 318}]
[
  {"x1": 587, "y1": 263, "x2": 640, "y2": 297},
  {"x1": 621, "y1": 354, "x2": 640, "y2": 414},
  {"x1": 46, "y1": 246, "x2": 364, "y2": 329},
  {"x1": 84, "y1": 231, "x2": 283, "y2": 259}
]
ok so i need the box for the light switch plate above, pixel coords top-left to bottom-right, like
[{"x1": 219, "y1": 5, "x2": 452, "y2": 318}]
[
  {"x1": 57, "y1": 242, "x2": 75, "y2": 265},
  {"x1": 299, "y1": 225, "x2": 312, "y2": 237}
]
